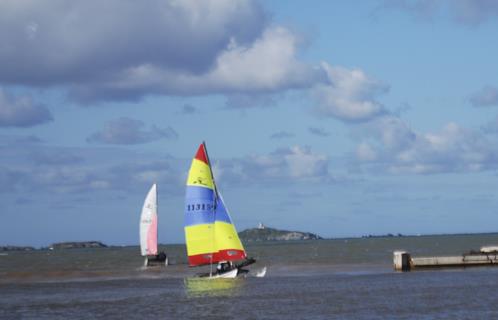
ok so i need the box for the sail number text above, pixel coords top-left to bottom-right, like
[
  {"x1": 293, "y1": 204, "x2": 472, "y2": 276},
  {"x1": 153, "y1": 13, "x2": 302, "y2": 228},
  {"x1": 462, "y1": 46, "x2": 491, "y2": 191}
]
[{"x1": 186, "y1": 203, "x2": 215, "y2": 212}]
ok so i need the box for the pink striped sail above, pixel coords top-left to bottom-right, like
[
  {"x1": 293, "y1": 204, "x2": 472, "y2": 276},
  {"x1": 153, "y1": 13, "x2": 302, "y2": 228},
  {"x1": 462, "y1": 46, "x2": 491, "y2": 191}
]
[{"x1": 140, "y1": 184, "x2": 158, "y2": 256}]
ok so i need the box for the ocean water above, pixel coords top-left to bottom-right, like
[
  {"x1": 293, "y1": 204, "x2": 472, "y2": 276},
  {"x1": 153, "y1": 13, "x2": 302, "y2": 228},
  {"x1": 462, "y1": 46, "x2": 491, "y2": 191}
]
[{"x1": 1, "y1": 234, "x2": 498, "y2": 319}]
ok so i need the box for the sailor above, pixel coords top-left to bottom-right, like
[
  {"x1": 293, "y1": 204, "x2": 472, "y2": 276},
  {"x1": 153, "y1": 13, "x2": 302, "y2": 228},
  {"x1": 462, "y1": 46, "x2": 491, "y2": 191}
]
[
  {"x1": 157, "y1": 252, "x2": 167, "y2": 261},
  {"x1": 217, "y1": 261, "x2": 231, "y2": 272}
]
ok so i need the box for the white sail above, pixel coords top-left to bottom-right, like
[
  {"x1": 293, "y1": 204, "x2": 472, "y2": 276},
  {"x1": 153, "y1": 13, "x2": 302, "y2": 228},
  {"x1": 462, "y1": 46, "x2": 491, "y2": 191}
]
[{"x1": 140, "y1": 184, "x2": 158, "y2": 256}]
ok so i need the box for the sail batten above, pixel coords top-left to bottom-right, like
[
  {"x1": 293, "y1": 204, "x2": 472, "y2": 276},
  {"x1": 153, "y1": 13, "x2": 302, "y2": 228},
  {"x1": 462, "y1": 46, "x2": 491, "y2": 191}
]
[{"x1": 184, "y1": 143, "x2": 246, "y2": 267}]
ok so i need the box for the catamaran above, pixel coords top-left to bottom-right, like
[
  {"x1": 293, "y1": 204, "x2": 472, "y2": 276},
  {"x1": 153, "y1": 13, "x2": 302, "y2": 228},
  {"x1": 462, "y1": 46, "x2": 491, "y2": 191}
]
[
  {"x1": 140, "y1": 183, "x2": 168, "y2": 267},
  {"x1": 184, "y1": 142, "x2": 259, "y2": 278}
]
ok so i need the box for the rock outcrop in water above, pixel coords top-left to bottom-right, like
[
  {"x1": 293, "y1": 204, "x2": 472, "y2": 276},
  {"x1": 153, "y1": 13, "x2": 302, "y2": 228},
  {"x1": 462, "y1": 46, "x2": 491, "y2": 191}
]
[
  {"x1": 49, "y1": 241, "x2": 107, "y2": 250},
  {"x1": 238, "y1": 227, "x2": 322, "y2": 242}
]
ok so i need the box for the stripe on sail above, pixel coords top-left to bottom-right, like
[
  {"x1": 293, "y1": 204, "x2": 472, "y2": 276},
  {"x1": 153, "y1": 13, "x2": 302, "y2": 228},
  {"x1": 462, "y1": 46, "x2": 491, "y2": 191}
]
[
  {"x1": 146, "y1": 213, "x2": 158, "y2": 255},
  {"x1": 184, "y1": 142, "x2": 246, "y2": 267},
  {"x1": 185, "y1": 143, "x2": 216, "y2": 266},
  {"x1": 213, "y1": 192, "x2": 246, "y2": 262}
]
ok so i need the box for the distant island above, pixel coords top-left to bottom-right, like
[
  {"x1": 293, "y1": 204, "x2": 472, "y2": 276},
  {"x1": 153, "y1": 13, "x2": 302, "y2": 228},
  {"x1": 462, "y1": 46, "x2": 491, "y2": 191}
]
[
  {"x1": 49, "y1": 241, "x2": 107, "y2": 250},
  {"x1": 0, "y1": 245, "x2": 35, "y2": 252},
  {"x1": 239, "y1": 224, "x2": 322, "y2": 242},
  {"x1": 362, "y1": 233, "x2": 405, "y2": 238},
  {"x1": 0, "y1": 241, "x2": 108, "y2": 252}
]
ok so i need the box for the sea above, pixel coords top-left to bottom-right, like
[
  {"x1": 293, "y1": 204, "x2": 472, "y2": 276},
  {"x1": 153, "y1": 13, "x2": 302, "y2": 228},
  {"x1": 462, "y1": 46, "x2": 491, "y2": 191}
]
[{"x1": 2, "y1": 233, "x2": 498, "y2": 319}]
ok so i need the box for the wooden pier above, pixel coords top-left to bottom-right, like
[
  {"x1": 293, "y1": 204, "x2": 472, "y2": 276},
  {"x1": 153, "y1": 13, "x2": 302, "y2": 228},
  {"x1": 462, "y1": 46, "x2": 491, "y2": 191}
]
[{"x1": 393, "y1": 250, "x2": 498, "y2": 271}]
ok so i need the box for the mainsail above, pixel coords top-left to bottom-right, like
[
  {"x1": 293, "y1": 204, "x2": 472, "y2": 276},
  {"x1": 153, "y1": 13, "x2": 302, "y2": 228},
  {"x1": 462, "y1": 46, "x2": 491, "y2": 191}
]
[
  {"x1": 184, "y1": 142, "x2": 246, "y2": 267},
  {"x1": 140, "y1": 184, "x2": 158, "y2": 256}
]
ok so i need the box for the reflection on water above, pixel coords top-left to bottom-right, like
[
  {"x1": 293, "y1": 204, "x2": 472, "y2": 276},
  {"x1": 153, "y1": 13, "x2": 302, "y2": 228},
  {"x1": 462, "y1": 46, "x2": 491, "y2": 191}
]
[{"x1": 184, "y1": 277, "x2": 245, "y2": 298}]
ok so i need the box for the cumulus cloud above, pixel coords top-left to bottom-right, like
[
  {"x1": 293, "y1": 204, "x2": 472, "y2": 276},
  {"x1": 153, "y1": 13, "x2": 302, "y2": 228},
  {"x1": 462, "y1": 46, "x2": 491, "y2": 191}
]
[
  {"x1": 470, "y1": 86, "x2": 498, "y2": 107},
  {"x1": 7, "y1": 160, "x2": 168, "y2": 194},
  {"x1": 70, "y1": 26, "x2": 325, "y2": 102},
  {"x1": 312, "y1": 63, "x2": 389, "y2": 122},
  {"x1": 353, "y1": 115, "x2": 498, "y2": 174},
  {"x1": 0, "y1": 0, "x2": 266, "y2": 83},
  {"x1": 379, "y1": 0, "x2": 498, "y2": 26},
  {"x1": 0, "y1": 141, "x2": 183, "y2": 195},
  {"x1": 0, "y1": 89, "x2": 52, "y2": 127},
  {"x1": 214, "y1": 145, "x2": 331, "y2": 185},
  {"x1": 0, "y1": 142, "x2": 329, "y2": 196},
  {"x1": 308, "y1": 127, "x2": 330, "y2": 137},
  {"x1": 87, "y1": 117, "x2": 178, "y2": 145},
  {"x1": 0, "y1": 1, "x2": 326, "y2": 103}
]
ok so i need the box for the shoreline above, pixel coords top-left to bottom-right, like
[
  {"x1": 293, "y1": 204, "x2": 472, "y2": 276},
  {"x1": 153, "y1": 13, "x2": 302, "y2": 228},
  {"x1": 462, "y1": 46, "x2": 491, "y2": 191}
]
[{"x1": 3, "y1": 231, "x2": 498, "y2": 250}]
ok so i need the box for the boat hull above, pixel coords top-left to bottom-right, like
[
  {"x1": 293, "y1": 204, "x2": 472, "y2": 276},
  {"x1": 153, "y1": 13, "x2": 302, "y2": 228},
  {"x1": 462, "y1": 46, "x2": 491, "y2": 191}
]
[
  {"x1": 211, "y1": 268, "x2": 238, "y2": 278},
  {"x1": 144, "y1": 252, "x2": 168, "y2": 267},
  {"x1": 198, "y1": 268, "x2": 239, "y2": 279}
]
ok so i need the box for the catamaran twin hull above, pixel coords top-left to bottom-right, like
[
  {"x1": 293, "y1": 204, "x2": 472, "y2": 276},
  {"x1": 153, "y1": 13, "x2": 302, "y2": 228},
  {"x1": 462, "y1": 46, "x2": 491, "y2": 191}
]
[
  {"x1": 140, "y1": 183, "x2": 168, "y2": 267},
  {"x1": 184, "y1": 142, "x2": 261, "y2": 278}
]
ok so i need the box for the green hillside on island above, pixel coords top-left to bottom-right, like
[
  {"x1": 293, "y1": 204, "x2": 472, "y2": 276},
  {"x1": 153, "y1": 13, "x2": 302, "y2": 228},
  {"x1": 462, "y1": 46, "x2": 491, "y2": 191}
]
[{"x1": 238, "y1": 227, "x2": 322, "y2": 242}]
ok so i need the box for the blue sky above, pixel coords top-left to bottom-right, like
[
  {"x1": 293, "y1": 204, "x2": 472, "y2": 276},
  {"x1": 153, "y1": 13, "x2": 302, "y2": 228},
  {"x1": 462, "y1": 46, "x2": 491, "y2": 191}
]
[{"x1": 2, "y1": 0, "x2": 498, "y2": 246}]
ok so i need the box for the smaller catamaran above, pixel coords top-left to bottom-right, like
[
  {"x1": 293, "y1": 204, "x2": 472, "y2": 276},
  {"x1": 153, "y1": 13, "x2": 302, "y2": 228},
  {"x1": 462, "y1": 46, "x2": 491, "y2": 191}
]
[
  {"x1": 184, "y1": 142, "x2": 259, "y2": 278},
  {"x1": 140, "y1": 183, "x2": 168, "y2": 267}
]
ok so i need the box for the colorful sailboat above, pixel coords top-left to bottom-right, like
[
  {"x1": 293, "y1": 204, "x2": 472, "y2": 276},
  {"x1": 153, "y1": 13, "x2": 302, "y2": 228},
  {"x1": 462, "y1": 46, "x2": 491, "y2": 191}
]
[
  {"x1": 140, "y1": 183, "x2": 168, "y2": 267},
  {"x1": 184, "y1": 142, "x2": 256, "y2": 278}
]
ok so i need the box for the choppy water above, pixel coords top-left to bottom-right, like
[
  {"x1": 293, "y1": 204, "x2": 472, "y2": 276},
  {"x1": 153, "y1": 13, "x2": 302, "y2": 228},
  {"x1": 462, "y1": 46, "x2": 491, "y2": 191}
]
[{"x1": 2, "y1": 234, "x2": 498, "y2": 319}]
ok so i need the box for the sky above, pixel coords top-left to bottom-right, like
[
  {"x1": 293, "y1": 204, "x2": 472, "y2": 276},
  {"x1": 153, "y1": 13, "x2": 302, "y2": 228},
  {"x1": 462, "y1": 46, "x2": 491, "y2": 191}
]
[{"x1": 1, "y1": 0, "x2": 498, "y2": 247}]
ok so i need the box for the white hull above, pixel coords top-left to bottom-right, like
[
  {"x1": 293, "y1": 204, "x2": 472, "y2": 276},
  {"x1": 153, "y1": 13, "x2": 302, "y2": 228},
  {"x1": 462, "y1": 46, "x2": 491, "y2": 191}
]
[{"x1": 208, "y1": 268, "x2": 238, "y2": 279}]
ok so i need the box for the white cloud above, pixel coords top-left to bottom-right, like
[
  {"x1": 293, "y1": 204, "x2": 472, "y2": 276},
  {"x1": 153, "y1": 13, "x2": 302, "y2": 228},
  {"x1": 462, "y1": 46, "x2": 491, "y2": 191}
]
[
  {"x1": 312, "y1": 63, "x2": 389, "y2": 122},
  {"x1": 87, "y1": 117, "x2": 178, "y2": 145},
  {"x1": 0, "y1": 88, "x2": 52, "y2": 127},
  {"x1": 0, "y1": 141, "x2": 183, "y2": 195},
  {"x1": 0, "y1": 1, "x2": 327, "y2": 103},
  {"x1": 353, "y1": 116, "x2": 498, "y2": 174},
  {"x1": 71, "y1": 26, "x2": 325, "y2": 101},
  {"x1": 207, "y1": 27, "x2": 322, "y2": 92},
  {"x1": 356, "y1": 142, "x2": 377, "y2": 161},
  {"x1": 215, "y1": 145, "x2": 331, "y2": 185},
  {"x1": 284, "y1": 146, "x2": 328, "y2": 178}
]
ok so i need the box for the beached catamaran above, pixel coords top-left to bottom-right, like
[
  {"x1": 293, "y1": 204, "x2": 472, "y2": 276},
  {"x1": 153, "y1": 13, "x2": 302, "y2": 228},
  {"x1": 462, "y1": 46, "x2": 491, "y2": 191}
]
[
  {"x1": 139, "y1": 184, "x2": 168, "y2": 266},
  {"x1": 184, "y1": 142, "x2": 258, "y2": 278}
]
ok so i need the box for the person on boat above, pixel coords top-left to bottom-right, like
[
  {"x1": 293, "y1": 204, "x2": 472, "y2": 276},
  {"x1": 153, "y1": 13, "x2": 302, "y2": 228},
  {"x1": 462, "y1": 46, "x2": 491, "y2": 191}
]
[
  {"x1": 156, "y1": 251, "x2": 168, "y2": 265},
  {"x1": 216, "y1": 261, "x2": 234, "y2": 273},
  {"x1": 157, "y1": 252, "x2": 167, "y2": 261}
]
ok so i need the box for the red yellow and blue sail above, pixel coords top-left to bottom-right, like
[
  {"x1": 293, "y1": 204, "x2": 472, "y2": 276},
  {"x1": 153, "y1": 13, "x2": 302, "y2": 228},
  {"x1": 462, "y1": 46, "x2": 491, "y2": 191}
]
[{"x1": 184, "y1": 142, "x2": 246, "y2": 267}]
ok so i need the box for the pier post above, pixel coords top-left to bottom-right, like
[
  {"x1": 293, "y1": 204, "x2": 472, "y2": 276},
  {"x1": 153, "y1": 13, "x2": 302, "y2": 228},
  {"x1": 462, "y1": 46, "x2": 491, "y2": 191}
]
[{"x1": 393, "y1": 251, "x2": 411, "y2": 271}]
